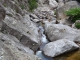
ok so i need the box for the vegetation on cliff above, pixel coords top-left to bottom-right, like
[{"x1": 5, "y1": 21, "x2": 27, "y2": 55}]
[
  {"x1": 65, "y1": 8, "x2": 80, "y2": 22},
  {"x1": 28, "y1": 0, "x2": 38, "y2": 11}
]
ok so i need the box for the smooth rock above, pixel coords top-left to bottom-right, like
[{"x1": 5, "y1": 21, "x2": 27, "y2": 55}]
[
  {"x1": 43, "y1": 39, "x2": 79, "y2": 57},
  {"x1": 36, "y1": 51, "x2": 53, "y2": 60}
]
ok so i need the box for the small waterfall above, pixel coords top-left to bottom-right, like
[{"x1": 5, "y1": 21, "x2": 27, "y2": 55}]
[
  {"x1": 36, "y1": 26, "x2": 53, "y2": 60},
  {"x1": 38, "y1": 26, "x2": 49, "y2": 43},
  {"x1": 36, "y1": 51, "x2": 53, "y2": 60},
  {"x1": 38, "y1": 26, "x2": 49, "y2": 50}
]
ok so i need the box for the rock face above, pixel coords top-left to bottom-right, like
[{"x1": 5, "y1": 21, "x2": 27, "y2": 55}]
[
  {"x1": 45, "y1": 23, "x2": 80, "y2": 42},
  {"x1": 0, "y1": 3, "x2": 6, "y2": 29},
  {"x1": 0, "y1": 33, "x2": 41, "y2": 60},
  {"x1": 0, "y1": 3, "x2": 6, "y2": 21},
  {"x1": 43, "y1": 39, "x2": 79, "y2": 57},
  {"x1": 0, "y1": 0, "x2": 80, "y2": 60},
  {"x1": 1, "y1": 16, "x2": 40, "y2": 51}
]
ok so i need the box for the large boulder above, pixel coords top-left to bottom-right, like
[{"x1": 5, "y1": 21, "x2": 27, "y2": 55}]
[
  {"x1": 0, "y1": 33, "x2": 41, "y2": 60},
  {"x1": 43, "y1": 39, "x2": 79, "y2": 57},
  {"x1": 44, "y1": 23, "x2": 80, "y2": 42},
  {"x1": 1, "y1": 16, "x2": 40, "y2": 51}
]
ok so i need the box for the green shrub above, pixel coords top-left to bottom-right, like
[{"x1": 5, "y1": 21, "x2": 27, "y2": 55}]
[
  {"x1": 65, "y1": 8, "x2": 80, "y2": 22},
  {"x1": 4, "y1": 4, "x2": 7, "y2": 7},
  {"x1": 28, "y1": 0, "x2": 38, "y2": 12},
  {"x1": 75, "y1": 22, "x2": 80, "y2": 29},
  {"x1": 20, "y1": 4, "x2": 25, "y2": 10}
]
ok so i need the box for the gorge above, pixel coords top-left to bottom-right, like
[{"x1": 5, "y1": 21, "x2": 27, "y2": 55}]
[{"x1": 0, "y1": 0, "x2": 80, "y2": 60}]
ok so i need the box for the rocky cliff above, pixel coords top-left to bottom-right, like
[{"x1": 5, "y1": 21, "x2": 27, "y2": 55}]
[{"x1": 0, "y1": 0, "x2": 80, "y2": 60}]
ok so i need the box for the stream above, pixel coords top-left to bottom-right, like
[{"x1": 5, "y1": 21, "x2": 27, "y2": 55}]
[{"x1": 36, "y1": 26, "x2": 53, "y2": 60}]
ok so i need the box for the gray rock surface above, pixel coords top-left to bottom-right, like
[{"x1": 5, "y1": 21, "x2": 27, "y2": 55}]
[
  {"x1": 0, "y1": 33, "x2": 41, "y2": 60},
  {"x1": 0, "y1": 3, "x2": 6, "y2": 21},
  {"x1": 43, "y1": 39, "x2": 79, "y2": 57},
  {"x1": 1, "y1": 16, "x2": 40, "y2": 51},
  {"x1": 49, "y1": 0, "x2": 58, "y2": 9},
  {"x1": 44, "y1": 23, "x2": 80, "y2": 42}
]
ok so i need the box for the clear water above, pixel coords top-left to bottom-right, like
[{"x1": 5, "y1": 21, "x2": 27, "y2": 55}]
[
  {"x1": 36, "y1": 51, "x2": 53, "y2": 60},
  {"x1": 36, "y1": 26, "x2": 53, "y2": 60}
]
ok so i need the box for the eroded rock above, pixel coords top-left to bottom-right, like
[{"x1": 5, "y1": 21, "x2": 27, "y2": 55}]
[{"x1": 1, "y1": 16, "x2": 40, "y2": 51}]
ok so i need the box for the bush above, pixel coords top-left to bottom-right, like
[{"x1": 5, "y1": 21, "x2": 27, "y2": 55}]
[
  {"x1": 75, "y1": 22, "x2": 80, "y2": 29},
  {"x1": 65, "y1": 8, "x2": 80, "y2": 22},
  {"x1": 28, "y1": 0, "x2": 38, "y2": 11},
  {"x1": 20, "y1": 4, "x2": 25, "y2": 10}
]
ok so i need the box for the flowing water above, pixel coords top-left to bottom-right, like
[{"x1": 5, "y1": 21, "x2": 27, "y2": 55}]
[{"x1": 36, "y1": 26, "x2": 53, "y2": 60}]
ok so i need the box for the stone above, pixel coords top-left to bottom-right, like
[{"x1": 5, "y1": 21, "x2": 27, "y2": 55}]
[
  {"x1": 49, "y1": 0, "x2": 58, "y2": 9},
  {"x1": 0, "y1": 33, "x2": 41, "y2": 60},
  {"x1": 1, "y1": 16, "x2": 40, "y2": 51},
  {"x1": 30, "y1": 14, "x2": 38, "y2": 19},
  {"x1": 34, "y1": 7, "x2": 56, "y2": 23},
  {"x1": 44, "y1": 23, "x2": 80, "y2": 42},
  {"x1": 32, "y1": 19, "x2": 40, "y2": 23},
  {"x1": 0, "y1": 3, "x2": 6, "y2": 21},
  {"x1": 43, "y1": 39, "x2": 79, "y2": 57}
]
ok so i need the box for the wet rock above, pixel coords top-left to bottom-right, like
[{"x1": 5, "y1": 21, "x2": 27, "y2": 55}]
[
  {"x1": 44, "y1": 23, "x2": 80, "y2": 42},
  {"x1": 1, "y1": 16, "x2": 40, "y2": 51},
  {"x1": 43, "y1": 39, "x2": 79, "y2": 57},
  {"x1": 36, "y1": 51, "x2": 53, "y2": 60},
  {"x1": 0, "y1": 33, "x2": 41, "y2": 60}
]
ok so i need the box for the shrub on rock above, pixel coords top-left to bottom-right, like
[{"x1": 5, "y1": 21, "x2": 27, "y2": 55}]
[
  {"x1": 28, "y1": 0, "x2": 38, "y2": 11},
  {"x1": 65, "y1": 8, "x2": 80, "y2": 22},
  {"x1": 75, "y1": 20, "x2": 80, "y2": 29}
]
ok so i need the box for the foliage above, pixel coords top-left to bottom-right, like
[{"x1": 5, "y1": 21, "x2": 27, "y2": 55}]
[
  {"x1": 4, "y1": 4, "x2": 7, "y2": 7},
  {"x1": 65, "y1": 8, "x2": 80, "y2": 22},
  {"x1": 75, "y1": 22, "x2": 80, "y2": 29},
  {"x1": 28, "y1": 0, "x2": 38, "y2": 12},
  {"x1": 54, "y1": 11, "x2": 56, "y2": 15},
  {"x1": 20, "y1": 4, "x2": 25, "y2": 10}
]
